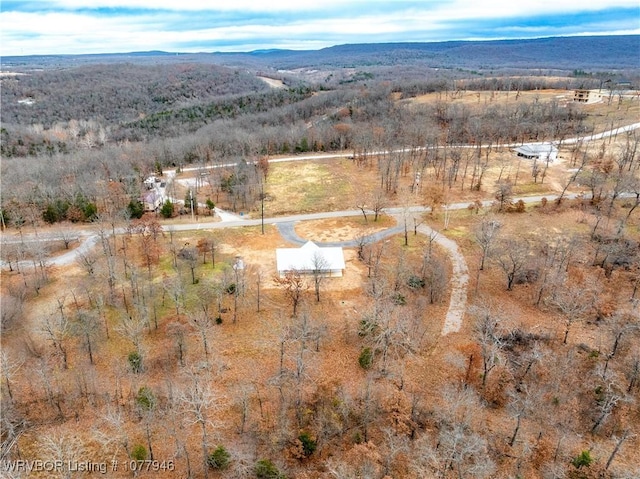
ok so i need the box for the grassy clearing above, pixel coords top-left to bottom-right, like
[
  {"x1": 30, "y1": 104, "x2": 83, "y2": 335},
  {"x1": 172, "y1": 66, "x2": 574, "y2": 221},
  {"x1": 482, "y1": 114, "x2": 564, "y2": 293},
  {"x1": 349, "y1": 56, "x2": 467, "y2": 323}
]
[
  {"x1": 265, "y1": 159, "x2": 368, "y2": 214},
  {"x1": 512, "y1": 182, "x2": 556, "y2": 195}
]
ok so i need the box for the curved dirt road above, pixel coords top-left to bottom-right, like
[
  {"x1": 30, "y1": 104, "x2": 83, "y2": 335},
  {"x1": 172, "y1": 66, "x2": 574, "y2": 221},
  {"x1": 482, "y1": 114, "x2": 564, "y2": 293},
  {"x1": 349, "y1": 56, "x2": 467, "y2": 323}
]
[
  {"x1": 416, "y1": 224, "x2": 468, "y2": 335},
  {"x1": 277, "y1": 217, "x2": 467, "y2": 335}
]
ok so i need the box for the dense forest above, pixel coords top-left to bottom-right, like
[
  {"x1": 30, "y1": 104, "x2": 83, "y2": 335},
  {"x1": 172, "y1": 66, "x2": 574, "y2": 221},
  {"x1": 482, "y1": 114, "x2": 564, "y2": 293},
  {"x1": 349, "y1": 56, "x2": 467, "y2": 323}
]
[{"x1": 1, "y1": 36, "x2": 640, "y2": 479}]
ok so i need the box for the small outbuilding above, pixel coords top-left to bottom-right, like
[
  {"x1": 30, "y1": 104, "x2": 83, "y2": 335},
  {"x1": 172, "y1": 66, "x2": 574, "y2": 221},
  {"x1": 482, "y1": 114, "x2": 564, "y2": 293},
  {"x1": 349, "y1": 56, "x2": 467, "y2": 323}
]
[
  {"x1": 276, "y1": 241, "x2": 345, "y2": 278},
  {"x1": 573, "y1": 89, "x2": 603, "y2": 104},
  {"x1": 514, "y1": 143, "x2": 558, "y2": 162}
]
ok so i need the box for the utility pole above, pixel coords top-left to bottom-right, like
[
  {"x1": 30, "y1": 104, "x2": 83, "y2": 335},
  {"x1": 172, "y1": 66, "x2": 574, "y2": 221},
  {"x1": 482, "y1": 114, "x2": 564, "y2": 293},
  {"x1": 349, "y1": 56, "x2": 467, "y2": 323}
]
[
  {"x1": 261, "y1": 181, "x2": 265, "y2": 234},
  {"x1": 190, "y1": 189, "x2": 195, "y2": 222}
]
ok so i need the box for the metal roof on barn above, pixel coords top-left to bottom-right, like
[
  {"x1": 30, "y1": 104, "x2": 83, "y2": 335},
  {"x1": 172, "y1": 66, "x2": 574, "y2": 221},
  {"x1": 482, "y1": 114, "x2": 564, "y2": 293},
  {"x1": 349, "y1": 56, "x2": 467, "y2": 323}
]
[{"x1": 514, "y1": 143, "x2": 558, "y2": 160}]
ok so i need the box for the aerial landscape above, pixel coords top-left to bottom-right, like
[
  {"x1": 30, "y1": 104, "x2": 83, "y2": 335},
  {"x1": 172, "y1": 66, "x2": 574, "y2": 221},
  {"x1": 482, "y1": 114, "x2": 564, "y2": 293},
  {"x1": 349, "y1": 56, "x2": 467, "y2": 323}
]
[{"x1": 1, "y1": 1, "x2": 640, "y2": 478}]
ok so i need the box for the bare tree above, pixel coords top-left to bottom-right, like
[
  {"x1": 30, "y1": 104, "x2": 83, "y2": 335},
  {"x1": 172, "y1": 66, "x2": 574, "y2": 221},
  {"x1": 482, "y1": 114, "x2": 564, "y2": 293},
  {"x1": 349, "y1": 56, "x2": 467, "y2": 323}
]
[
  {"x1": 0, "y1": 351, "x2": 22, "y2": 403},
  {"x1": 625, "y1": 354, "x2": 640, "y2": 393},
  {"x1": 605, "y1": 430, "x2": 633, "y2": 470},
  {"x1": 474, "y1": 217, "x2": 501, "y2": 272},
  {"x1": 135, "y1": 386, "x2": 157, "y2": 461},
  {"x1": 95, "y1": 219, "x2": 118, "y2": 304},
  {"x1": 311, "y1": 251, "x2": 329, "y2": 302},
  {"x1": 163, "y1": 273, "x2": 186, "y2": 316},
  {"x1": 24, "y1": 239, "x2": 50, "y2": 294},
  {"x1": 41, "y1": 300, "x2": 72, "y2": 369},
  {"x1": 179, "y1": 246, "x2": 199, "y2": 285},
  {"x1": 76, "y1": 249, "x2": 99, "y2": 276},
  {"x1": 438, "y1": 422, "x2": 494, "y2": 479},
  {"x1": 556, "y1": 149, "x2": 589, "y2": 204},
  {"x1": 168, "y1": 322, "x2": 188, "y2": 367},
  {"x1": 370, "y1": 188, "x2": 387, "y2": 222},
  {"x1": 273, "y1": 269, "x2": 308, "y2": 317},
  {"x1": 115, "y1": 311, "x2": 145, "y2": 355},
  {"x1": 94, "y1": 406, "x2": 131, "y2": 463},
  {"x1": 39, "y1": 430, "x2": 86, "y2": 479},
  {"x1": 547, "y1": 281, "x2": 595, "y2": 344},
  {"x1": 0, "y1": 290, "x2": 25, "y2": 333},
  {"x1": 180, "y1": 368, "x2": 222, "y2": 479},
  {"x1": 616, "y1": 175, "x2": 640, "y2": 234},
  {"x1": 362, "y1": 301, "x2": 415, "y2": 376},
  {"x1": 255, "y1": 269, "x2": 263, "y2": 313},
  {"x1": 590, "y1": 378, "x2": 622, "y2": 434},
  {"x1": 72, "y1": 310, "x2": 100, "y2": 365},
  {"x1": 533, "y1": 235, "x2": 577, "y2": 306},
  {"x1": 422, "y1": 255, "x2": 448, "y2": 304},
  {"x1": 601, "y1": 312, "x2": 639, "y2": 378},
  {"x1": 189, "y1": 311, "x2": 212, "y2": 359},
  {"x1": 356, "y1": 200, "x2": 369, "y2": 224},
  {"x1": 470, "y1": 303, "x2": 505, "y2": 388},
  {"x1": 507, "y1": 385, "x2": 536, "y2": 447},
  {"x1": 412, "y1": 387, "x2": 495, "y2": 478},
  {"x1": 495, "y1": 238, "x2": 530, "y2": 291},
  {"x1": 55, "y1": 227, "x2": 77, "y2": 250},
  {"x1": 166, "y1": 226, "x2": 179, "y2": 269},
  {"x1": 33, "y1": 357, "x2": 64, "y2": 418},
  {"x1": 492, "y1": 177, "x2": 512, "y2": 211}
]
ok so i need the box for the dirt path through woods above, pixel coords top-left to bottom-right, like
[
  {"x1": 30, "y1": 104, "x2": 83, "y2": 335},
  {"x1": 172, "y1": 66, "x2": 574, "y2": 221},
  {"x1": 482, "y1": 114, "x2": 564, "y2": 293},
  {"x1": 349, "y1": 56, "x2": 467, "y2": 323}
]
[{"x1": 416, "y1": 224, "x2": 469, "y2": 335}]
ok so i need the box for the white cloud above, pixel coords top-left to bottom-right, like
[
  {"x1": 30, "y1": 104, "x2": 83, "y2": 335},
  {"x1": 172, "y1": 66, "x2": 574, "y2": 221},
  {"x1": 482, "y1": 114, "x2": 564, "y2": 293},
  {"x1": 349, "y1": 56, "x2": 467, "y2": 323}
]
[
  {"x1": 1, "y1": 2, "x2": 638, "y2": 56},
  {"x1": 26, "y1": 0, "x2": 352, "y2": 12},
  {"x1": 38, "y1": 0, "x2": 640, "y2": 13},
  {"x1": 0, "y1": 10, "x2": 447, "y2": 56}
]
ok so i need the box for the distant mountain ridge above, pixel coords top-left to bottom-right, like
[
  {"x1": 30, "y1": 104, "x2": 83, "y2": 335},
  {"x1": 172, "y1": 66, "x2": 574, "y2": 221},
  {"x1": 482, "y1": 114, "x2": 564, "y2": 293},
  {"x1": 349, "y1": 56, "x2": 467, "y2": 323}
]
[
  {"x1": 239, "y1": 35, "x2": 640, "y2": 70},
  {"x1": 3, "y1": 35, "x2": 639, "y2": 71}
]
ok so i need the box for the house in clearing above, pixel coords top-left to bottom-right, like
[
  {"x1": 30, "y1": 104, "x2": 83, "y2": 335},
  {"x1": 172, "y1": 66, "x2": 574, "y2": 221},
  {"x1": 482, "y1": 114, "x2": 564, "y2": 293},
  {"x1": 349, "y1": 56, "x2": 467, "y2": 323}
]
[
  {"x1": 141, "y1": 190, "x2": 163, "y2": 212},
  {"x1": 514, "y1": 143, "x2": 558, "y2": 162},
  {"x1": 276, "y1": 241, "x2": 345, "y2": 278}
]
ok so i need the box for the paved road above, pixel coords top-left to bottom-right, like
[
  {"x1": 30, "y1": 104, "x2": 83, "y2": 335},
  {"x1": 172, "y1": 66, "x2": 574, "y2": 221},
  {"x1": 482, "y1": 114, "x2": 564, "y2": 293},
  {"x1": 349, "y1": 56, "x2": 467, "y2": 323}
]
[
  {"x1": 276, "y1": 219, "x2": 405, "y2": 247},
  {"x1": 174, "y1": 122, "x2": 640, "y2": 174},
  {"x1": 3, "y1": 121, "x2": 638, "y2": 334}
]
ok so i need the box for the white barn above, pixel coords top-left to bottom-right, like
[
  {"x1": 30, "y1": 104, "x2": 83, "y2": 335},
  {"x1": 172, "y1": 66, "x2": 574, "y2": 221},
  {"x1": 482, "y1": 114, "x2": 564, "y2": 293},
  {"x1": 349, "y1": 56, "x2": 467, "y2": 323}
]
[
  {"x1": 276, "y1": 241, "x2": 345, "y2": 278},
  {"x1": 514, "y1": 143, "x2": 558, "y2": 162}
]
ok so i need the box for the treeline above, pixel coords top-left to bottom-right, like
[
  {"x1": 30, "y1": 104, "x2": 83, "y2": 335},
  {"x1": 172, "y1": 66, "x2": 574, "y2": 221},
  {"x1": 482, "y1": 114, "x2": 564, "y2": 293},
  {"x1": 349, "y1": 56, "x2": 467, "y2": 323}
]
[{"x1": 394, "y1": 75, "x2": 579, "y2": 97}]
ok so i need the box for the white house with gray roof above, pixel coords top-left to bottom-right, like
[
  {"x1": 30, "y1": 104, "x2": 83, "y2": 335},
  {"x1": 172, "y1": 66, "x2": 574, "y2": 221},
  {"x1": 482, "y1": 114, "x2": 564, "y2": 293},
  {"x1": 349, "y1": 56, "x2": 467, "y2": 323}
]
[{"x1": 276, "y1": 241, "x2": 345, "y2": 278}]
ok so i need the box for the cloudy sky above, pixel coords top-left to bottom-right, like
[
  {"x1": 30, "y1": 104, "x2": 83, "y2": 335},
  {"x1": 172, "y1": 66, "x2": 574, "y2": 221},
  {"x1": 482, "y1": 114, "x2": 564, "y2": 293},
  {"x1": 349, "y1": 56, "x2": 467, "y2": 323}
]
[{"x1": 2, "y1": 0, "x2": 639, "y2": 56}]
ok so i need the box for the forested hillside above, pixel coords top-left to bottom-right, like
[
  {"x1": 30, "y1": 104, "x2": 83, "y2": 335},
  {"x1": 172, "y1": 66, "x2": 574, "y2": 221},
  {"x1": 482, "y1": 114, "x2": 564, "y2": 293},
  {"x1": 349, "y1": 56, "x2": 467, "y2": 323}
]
[
  {"x1": 4, "y1": 35, "x2": 639, "y2": 71},
  {"x1": 1, "y1": 63, "x2": 269, "y2": 126},
  {"x1": 237, "y1": 35, "x2": 640, "y2": 70}
]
